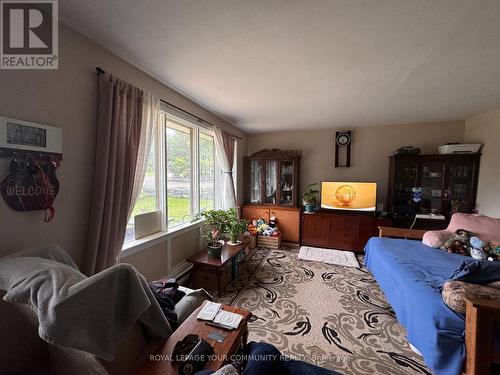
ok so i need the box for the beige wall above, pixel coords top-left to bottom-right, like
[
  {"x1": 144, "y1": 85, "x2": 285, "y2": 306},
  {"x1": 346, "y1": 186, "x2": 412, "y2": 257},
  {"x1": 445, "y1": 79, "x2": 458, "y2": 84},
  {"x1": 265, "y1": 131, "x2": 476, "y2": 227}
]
[
  {"x1": 465, "y1": 108, "x2": 500, "y2": 217},
  {"x1": 248, "y1": 121, "x2": 465, "y2": 209},
  {"x1": 0, "y1": 24, "x2": 247, "y2": 268}
]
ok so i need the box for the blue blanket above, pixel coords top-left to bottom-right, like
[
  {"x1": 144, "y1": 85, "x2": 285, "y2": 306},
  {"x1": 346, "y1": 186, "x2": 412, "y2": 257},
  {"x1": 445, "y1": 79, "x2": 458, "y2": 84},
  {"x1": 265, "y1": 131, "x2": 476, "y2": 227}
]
[{"x1": 364, "y1": 237, "x2": 469, "y2": 375}]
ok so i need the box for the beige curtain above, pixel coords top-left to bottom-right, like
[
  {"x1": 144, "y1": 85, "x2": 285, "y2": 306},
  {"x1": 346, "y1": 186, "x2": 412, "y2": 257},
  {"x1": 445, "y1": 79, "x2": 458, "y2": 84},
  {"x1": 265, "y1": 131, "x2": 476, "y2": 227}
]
[
  {"x1": 128, "y1": 94, "x2": 160, "y2": 219},
  {"x1": 214, "y1": 127, "x2": 237, "y2": 209},
  {"x1": 84, "y1": 73, "x2": 158, "y2": 275}
]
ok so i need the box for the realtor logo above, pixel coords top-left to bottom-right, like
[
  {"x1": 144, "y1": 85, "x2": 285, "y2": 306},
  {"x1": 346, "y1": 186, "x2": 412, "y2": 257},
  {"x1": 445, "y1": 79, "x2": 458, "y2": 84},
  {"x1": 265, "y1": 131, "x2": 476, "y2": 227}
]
[{"x1": 1, "y1": 0, "x2": 58, "y2": 69}]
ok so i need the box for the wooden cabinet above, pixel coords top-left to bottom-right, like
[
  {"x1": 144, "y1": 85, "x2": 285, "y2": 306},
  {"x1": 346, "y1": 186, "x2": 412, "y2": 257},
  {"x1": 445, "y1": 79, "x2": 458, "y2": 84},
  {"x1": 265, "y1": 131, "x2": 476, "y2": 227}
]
[
  {"x1": 387, "y1": 154, "x2": 481, "y2": 226},
  {"x1": 301, "y1": 211, "x2": 392, "y2": 252},
  {"x1": 331, "y1": 215, "x2": 358, "y2": 250},
  {"x1": 301, "y1": 213, "x2": 331, "y2": 247},
  {"x1": 244, "y1": 149, "x2": 301, "y2": 207},
  {"x1": 242, "y1": 205, "x2": 301, "y2": 243}
]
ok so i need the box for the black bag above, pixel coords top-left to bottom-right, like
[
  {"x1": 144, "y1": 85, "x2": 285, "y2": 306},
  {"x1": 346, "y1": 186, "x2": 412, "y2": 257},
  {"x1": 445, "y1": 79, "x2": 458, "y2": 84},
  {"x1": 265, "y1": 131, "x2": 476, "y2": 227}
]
[{"x1": 149, "y1": 278, "x2": 186, "y2": 329}]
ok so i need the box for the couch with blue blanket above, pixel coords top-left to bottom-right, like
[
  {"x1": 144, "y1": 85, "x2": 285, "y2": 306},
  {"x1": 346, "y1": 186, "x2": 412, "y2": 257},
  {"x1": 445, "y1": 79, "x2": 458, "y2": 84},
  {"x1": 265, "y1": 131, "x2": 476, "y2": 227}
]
[{"x1": 365, "y1": 235, "x2": 500, "y2": 375}]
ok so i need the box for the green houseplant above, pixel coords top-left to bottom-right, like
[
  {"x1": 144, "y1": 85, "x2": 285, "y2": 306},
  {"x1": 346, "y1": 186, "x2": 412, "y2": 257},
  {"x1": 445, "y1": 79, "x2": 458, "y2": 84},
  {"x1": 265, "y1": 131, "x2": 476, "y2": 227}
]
[
  {"x1": 193, "y1": 209, "x2": 228, "y2": 257},
  {"x1": 193, "y1": 208, "x2": 248, "y2": 257},
  {"x1": 226, "y1": 207, "x2": 248, "y2": 245},
  {"x1": 302, "y1": 182, "x2": 319, "y2": 213}
]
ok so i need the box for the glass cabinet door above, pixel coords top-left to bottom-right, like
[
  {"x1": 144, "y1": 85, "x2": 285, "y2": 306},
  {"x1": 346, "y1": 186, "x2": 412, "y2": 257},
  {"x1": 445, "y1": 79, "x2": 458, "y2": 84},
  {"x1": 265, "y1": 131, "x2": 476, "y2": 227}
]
[
  {"x1": 279, "y1": 160, "x2": 294, "y2": 205},
  {"x1": 446, "y1": 160, "x2": 475, "y2": 203},
  {"x1": 393, "y1": 160, "x2": 418, "y2": 216},
  {"x1": 250, "y1": 160, "x2": 263, "y2": 204},
  {"x1": 419, "y1": 160, "x2": 445, "y2": 213},
  {"x1": 264, "y1": 160, "x2": 277, "y2": 204}
]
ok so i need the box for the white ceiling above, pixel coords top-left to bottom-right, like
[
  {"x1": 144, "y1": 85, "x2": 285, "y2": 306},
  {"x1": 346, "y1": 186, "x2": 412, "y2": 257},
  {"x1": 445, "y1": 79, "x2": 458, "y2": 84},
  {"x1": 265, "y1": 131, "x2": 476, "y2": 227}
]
[{"x1": 61, "y1": 0, "x2": 500, "y2": 133}]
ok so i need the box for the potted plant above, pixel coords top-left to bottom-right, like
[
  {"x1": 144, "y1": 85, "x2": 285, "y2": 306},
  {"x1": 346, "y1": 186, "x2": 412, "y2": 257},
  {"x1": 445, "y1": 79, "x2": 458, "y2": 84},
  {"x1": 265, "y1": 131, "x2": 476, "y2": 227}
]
[
  {"x1": 193, "y1": 209, "x2": 228, "y2": 258},
  {"x1": 302, "y1": 182, "x2": 319, "y2": 213},
  {"x1": 226, "y1": 207, "x2": 248, "y2": 245}
]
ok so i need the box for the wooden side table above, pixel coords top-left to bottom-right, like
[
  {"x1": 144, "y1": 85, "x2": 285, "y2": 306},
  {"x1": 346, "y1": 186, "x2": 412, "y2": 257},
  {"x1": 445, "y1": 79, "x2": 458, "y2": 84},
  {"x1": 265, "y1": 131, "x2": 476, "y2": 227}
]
[
  {"x1": 138, "y1": 302, "x2": 251, "y2": 375},
  {"x1": 187, "y1": 243, "x2": 245, "y2": 296}
]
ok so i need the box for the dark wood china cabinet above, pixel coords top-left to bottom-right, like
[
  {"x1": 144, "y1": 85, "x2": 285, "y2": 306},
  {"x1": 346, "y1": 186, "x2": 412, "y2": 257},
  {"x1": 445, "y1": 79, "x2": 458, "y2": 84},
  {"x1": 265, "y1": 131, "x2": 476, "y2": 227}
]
[
  {"x1": 387, "y1": 153, "x2": 481, "y2": 229},
  {"x1": 242, "y1": 149, "x2": 301, "y2": 243},
  {"x1": 243, "y1": 149, "x2": 301, "y2": 207}
]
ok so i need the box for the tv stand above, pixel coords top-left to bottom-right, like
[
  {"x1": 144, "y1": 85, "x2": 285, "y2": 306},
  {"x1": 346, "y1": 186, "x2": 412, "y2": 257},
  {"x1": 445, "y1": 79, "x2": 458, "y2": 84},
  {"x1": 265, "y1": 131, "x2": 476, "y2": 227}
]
[{"x1": 301, "y1": 210, "x2": 392, "y2": 252}]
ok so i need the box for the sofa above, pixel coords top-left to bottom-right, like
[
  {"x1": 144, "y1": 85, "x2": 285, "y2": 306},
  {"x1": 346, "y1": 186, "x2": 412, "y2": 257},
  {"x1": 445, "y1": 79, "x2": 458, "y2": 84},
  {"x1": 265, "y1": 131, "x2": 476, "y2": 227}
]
[
  {"x1": 365, "y1": 213, "x2": 500, "y2": 375},
  {"x1": 422, "y1": 213, "x2": 500, "y2": 249},
  {"x1": 0, "y1": 245, "x2": 210, "y2": 375}
]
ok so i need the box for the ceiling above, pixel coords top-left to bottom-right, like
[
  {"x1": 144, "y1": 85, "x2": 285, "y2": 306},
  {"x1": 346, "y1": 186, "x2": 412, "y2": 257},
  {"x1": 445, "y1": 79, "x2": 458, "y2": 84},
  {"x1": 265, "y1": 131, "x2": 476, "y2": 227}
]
[{"x1": 60, "y1": 0, "x2": 500, "y2": 133}]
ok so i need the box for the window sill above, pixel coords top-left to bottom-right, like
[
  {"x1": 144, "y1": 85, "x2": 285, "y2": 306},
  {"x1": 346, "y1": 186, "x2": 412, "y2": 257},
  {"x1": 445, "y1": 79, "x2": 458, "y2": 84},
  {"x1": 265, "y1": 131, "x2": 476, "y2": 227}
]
[{"x1": 121, "y1": 220, "x2": 203, "y2": 258}]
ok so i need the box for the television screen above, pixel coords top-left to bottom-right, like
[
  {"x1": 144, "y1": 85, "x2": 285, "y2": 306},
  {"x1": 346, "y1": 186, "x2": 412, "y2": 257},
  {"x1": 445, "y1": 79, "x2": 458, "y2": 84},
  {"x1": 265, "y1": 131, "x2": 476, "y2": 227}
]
[{"x1": 321, "y1": 182, "x2": 377, "y2": 211}]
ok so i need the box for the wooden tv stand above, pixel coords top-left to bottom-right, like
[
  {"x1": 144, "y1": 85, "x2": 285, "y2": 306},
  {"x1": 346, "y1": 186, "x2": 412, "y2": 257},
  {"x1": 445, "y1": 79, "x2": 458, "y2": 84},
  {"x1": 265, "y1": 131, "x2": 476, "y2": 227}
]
[{"x1": 301, "y1": 210, "x2": 392, "y2": 252}]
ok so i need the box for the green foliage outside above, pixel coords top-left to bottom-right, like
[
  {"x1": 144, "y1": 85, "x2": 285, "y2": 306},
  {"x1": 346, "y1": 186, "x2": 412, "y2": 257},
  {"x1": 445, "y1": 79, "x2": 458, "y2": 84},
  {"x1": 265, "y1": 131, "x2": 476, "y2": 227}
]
[{"x1": 131, "y1": 194, "x2": 213, "y2": 228}]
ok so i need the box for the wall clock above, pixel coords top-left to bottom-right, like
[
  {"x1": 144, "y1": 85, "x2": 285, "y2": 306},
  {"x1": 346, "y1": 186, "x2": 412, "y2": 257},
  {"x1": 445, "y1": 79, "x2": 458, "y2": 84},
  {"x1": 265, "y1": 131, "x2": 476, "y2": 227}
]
[{"x1": 335, "y1": 130, "x2": 351, "y2": 167}]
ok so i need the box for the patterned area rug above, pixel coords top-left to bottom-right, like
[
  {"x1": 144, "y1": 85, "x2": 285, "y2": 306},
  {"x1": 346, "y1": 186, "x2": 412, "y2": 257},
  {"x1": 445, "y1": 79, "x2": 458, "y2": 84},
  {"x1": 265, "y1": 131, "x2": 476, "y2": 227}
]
[{"x1": 212, "y1": 247, "x2": 432, "y2": 375}]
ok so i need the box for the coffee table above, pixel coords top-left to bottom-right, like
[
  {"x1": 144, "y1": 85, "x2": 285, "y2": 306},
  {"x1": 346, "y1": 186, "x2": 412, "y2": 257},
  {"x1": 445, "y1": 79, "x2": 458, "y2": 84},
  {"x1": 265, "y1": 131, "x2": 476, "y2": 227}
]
[
  {"x1": 138, "y1": 302, "x2": 251, "y2": 375},
  {"x1": 187, "y1": 242, "x2": 245, "y2": 296}
]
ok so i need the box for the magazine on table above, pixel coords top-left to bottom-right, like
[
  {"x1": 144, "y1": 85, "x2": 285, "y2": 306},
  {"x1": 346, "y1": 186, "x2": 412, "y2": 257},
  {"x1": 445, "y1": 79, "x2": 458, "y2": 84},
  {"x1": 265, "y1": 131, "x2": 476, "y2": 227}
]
[{"x1": 197, "y1": 301, "x2": 243, "y2": 329}]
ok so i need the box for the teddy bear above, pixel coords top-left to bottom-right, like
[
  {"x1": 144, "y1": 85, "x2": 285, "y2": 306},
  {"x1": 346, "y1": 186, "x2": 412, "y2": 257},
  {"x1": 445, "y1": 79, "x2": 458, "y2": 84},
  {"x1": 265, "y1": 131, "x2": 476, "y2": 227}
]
[
  {"x1": 441, "y1": 229, "x2": 471, "y2": 256},
  {"x1": 469, "y1": 236, "x2": 487, "y2": 260}
]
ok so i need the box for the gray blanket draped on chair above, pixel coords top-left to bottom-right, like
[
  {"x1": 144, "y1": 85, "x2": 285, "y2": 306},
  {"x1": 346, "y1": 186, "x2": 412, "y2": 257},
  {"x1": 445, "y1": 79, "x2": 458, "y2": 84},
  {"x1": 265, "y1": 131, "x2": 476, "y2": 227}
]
[{"x1": 0, "y1": 244, "x2": 171, "y2": 360}]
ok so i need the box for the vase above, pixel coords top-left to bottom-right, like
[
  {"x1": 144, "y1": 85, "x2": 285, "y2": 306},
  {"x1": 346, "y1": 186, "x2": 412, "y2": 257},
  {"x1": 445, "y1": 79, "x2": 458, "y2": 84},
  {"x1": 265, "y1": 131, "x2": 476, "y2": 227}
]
[
  {"x1": 229, "y1": 233, "x2": 238, "y2": 244},
  {"x1": 304, "y1": 203, "x2": 315, "y2": 213},
  {"x1": 207, "y1": 242, "x2": 223, "y2": 258}
]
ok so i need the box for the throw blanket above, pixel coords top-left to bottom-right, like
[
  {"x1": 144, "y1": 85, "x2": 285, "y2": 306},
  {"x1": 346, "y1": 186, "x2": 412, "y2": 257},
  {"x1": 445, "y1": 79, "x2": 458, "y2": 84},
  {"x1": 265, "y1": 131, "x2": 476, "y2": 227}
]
[
  {"x1": 448, "y1": 259, "x2": 500, "y2": 284},
  {"x1": 0, "y1": 244, "x2": 171, "y2": 360}
]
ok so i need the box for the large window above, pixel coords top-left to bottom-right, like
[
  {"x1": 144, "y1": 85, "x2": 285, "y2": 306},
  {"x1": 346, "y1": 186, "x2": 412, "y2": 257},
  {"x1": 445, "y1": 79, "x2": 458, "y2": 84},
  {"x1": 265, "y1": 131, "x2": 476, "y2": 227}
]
[
  {"x1": 124, "y1": 105, "x2": 218, "y2": 243},
  {"x1": 125, "y1": 137, "x2": 158, "y2": 242},
  {"x1": 166, "y1": 120, "x2": 193, "y2": 228},
  {"x1": 199, "y1": 131, "x2": 215, "y2": 211}
]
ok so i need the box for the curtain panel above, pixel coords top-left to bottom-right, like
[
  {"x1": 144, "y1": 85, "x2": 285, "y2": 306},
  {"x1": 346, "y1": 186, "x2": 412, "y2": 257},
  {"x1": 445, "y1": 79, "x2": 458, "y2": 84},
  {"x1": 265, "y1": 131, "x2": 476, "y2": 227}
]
[
  {"x1": 214, "y1": 127, "x2": 237, "y2": 209},
  {"x1": 84, "y1": 73, "x2": 159, "y2": 275}
]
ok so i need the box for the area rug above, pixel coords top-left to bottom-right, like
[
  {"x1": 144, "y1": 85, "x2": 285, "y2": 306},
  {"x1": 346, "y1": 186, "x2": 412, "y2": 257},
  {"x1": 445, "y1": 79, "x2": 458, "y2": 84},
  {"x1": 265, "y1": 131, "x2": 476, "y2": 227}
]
[
  {"x1": 216, "y1": 248, "x2": 431, "y2": 375},
  {"x1": 298, "y1": 246, "x2": 360, "y2": 268}
]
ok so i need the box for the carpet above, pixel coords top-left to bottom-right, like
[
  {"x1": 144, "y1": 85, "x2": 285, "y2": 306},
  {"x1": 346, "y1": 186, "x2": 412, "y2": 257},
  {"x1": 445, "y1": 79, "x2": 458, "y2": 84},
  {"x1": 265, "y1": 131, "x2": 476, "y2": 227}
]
[
  {"x1": 298, "y1": 246, "x2": 360, "y2": 268},
  {"x1": 213, "y1": 247, "x2": 431, "y2": 375}
]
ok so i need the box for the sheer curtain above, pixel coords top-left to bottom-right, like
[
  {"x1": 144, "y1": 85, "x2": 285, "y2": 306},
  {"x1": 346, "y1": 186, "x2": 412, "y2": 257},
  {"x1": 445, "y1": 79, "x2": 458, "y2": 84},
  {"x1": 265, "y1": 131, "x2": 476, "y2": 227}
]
[
  {"x1": 129, "y1": 94, "x2": 160, "y2": 219},
  {"x1": 84, "y1": 73, "x2": 159, "y2": 275},
  {"x1": 214, "y1": 127, "x2": 237, "y2": 209}
]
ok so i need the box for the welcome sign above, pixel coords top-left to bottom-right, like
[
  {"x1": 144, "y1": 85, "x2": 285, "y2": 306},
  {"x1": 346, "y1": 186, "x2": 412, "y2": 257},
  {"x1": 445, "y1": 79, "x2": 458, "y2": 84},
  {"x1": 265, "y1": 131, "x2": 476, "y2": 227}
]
[{"x1": 1, "y1": 172, "x2": 59, "y2": 211}]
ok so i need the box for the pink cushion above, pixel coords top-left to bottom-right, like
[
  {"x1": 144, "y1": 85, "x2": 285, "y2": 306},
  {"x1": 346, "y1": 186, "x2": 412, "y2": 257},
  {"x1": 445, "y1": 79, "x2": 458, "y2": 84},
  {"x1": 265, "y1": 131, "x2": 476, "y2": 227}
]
[
  {"x1": 423, "y1": 213, "x2": 500, "y2": 248},
  {"x1": 423, "y1": 230, "x2": 452, "y2": 248}
]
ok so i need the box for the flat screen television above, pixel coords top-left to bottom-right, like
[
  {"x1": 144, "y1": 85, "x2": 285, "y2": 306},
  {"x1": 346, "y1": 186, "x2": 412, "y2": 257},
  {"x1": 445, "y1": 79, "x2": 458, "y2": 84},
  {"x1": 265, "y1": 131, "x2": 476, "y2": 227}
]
[{"x1": 321, "y1": 182, "x2": 377, "y2": 211}]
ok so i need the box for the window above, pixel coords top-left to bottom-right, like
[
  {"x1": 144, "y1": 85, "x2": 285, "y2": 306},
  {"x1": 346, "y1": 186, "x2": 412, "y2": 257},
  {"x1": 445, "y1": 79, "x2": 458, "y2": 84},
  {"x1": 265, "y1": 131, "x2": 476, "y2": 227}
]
[
  {"x1": 166, "y1": 119, "x2": 193, "y2": 228},
  {"x1": 124, "y1": 105, "x2": 218, "y2": 243},
  {"x1": 199, "y1": 131, "x2": 215, "y2": 211},
  {"x1": 125, "y1": 136, "x2": 159, "y2": 242}
]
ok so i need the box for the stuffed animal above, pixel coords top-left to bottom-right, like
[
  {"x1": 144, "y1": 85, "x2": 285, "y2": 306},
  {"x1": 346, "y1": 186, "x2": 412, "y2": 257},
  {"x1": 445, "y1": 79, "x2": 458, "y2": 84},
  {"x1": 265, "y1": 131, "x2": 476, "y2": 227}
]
[
  {"x1": 269, "y1": 216, "x2": 277, "y2": 229},
  {"x1": 469, "y1": 236, "x2": 487, "y2": 260},
  {"x1": 486, "y1": 241, "x2": 500, "y2": 261},
  {"x1": 412, "y1": 187, "x2": 422, "y2": 203},
  {"x1": 247, "y1": 223, "x2": 257, "y2": 236},
  {"x1": 441, "y1": 229, "x2": 471, "y2": 256},
  {"x1": 263, "y1": 228, "x2": 274, "y2": 236},
  {"x1": 257, "y1": 223, "x2": 269, "y2": 235}
]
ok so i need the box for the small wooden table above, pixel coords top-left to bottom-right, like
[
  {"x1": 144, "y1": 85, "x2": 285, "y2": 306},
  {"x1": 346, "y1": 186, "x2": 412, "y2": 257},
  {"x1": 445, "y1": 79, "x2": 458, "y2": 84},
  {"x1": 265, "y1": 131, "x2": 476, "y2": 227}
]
[
  {"x1": 187, "y1": 243, "x2": 245, "y2": 296},
  {"x1": 138, "y1": 302, "x2": 251, "y2": 375}
]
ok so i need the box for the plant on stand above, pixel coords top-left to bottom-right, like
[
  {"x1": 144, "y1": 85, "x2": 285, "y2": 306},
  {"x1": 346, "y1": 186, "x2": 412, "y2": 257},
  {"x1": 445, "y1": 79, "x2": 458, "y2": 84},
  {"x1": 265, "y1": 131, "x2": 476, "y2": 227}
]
[
  {"x1": 193, "y1": 209, "x2": 228, "y2": 258},
  {"x1": 226, "y1": 207, "x2": 248, "y2": 245},
  {"x1": 302, "y1": 182, "x2": 319, "y2": 213}
]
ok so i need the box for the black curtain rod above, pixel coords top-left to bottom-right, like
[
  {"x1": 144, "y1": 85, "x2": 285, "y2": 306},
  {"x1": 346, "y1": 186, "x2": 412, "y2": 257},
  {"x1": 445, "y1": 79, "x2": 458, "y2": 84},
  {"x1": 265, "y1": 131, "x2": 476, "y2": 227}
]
[{"x1": 95, "y1": 66, "x2": 241, "y2": 140}]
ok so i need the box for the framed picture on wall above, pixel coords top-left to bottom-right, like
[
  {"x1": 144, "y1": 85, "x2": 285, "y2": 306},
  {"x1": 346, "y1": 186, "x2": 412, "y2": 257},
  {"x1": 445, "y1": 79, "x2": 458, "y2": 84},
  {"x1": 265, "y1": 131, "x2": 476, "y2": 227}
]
[{"x1": 0, "y1": 116, "x2": 62, "y2": 155}]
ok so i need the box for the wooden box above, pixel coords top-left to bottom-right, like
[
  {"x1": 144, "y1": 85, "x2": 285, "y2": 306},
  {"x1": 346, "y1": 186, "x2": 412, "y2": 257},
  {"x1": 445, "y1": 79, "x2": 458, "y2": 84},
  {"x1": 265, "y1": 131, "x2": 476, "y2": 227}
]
[{"x1": 258, "y1": 234, "x2": 281, "y2": 249}]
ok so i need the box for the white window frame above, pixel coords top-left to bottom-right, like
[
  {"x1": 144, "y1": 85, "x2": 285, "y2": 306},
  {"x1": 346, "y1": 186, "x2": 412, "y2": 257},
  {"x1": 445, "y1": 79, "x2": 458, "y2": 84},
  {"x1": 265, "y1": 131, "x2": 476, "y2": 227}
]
[{"x1": 123, "y1": 104, "x2": 218, "y2": 249}]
